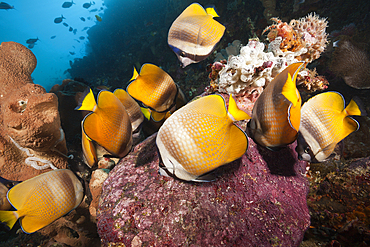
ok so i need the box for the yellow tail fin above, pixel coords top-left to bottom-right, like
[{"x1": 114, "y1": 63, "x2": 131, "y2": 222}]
[
  {"x1": 0, "y1": 211, "x2": 18, "y2": 230},
  {"x1": 75, "y1": 88, "x2": 97, "y2": 111},
  {"x1": 205, "y1": 5, "x2": 219, "y2": 18},
  {"x1": 345, "y1": 98, "x2": 362, "y2": 116},
  {"x1": 282, "y1": 73, "x2": 300, "y2": 107},
  {"x1": 130, "y1": 67, "x2": 139, "y2": 81},
  {"x1": 228, "y1": 94, "x2": 251, "y2": 121}
]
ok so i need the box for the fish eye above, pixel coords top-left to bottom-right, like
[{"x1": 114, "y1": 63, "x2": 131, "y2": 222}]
[
  {"x1": 304, "y1": 147, "x2": 310, "y2": 153},
  {"x1": 181, "y1": 51, "x2": 186, "y2": 57}
]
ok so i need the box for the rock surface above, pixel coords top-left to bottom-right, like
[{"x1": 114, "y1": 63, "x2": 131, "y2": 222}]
[
  {"x1": 97, "y1": 134, "x2": 310, "y2": 246},
  {"x1": 0, "y1": 42, "x2": 68, "y2": 181}
]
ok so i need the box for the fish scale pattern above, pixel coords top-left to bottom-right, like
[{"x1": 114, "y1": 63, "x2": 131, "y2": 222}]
[
  {"x1": 16, "y1": 171, "x2": 76, "y2": 228},
  {"x1": 159, "y1": 109, "x2": 231, "y2": 176}
]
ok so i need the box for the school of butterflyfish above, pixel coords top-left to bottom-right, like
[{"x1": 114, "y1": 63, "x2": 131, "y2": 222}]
[{"x1": 0, "y1": 2, "x2": 366, "y2": 234}]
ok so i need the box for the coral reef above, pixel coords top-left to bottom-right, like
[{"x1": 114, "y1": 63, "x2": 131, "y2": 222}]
[
  {"x1": 97, "y1": 134, "x2": 310, "y2": 246},
  {"x1": 0, "y1": 42, "x2": 68, "y2": 181},
  {"x1": 211, "y1": 13, "x2": 328, "y2": 97}
]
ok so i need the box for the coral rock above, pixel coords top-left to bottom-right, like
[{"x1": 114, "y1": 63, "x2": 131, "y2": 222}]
[
  {"x1": 0, "y1": 42, "x2": 68, "y2": 181},
  {"x1": 89, "y1": 169, "x2": 110, "y2": 218},
  {"x1": 97, "y1": 134, "x2": 310, "y2": 246}
]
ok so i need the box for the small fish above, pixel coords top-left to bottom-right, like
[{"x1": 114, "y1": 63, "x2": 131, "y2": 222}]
[
  {"x1": 82, "y1": 27, "x2": 89, "y2": 31},
  {"x1": 0, "y1": 169, "x2": 84, "y2": 233},
  {"x1": 296, "y1": 92, "x2": 365, "y2": 162},
  {"x1": 63, "y1": 22, "x2": 69, "y2": 27},
  {"x1": 83, "y1": 1, "x2": 93, "y2": 9},
  {"x1": 27, "y1": 43, "x2": 35, "y2": 49},
  {"x1": 79, "y1": 36, "x2": 85, "y2": 40},
  {"x1": 69, "y1": 51, "x2": 75, "y2": 55},
  {"x1": 74, "y1": 39, "x2": 81, "y2": 43},
  {"x1": 90, "y1": 8, "x2": 98, "y2": 12},
  {"x1": 26, "y1": 37, "x2": 39, "y2": 44},
  {"x1": 113, "y1": 89, "x2": 144, "y2": 132},
  {"x1": 0, "y1": 2, "x2": 14, "y2": 10},
  {"x1": 73, "y1": 28, "x2": 77, "y2": 34},
  {"x1": 80, "y1": 17, "x2": 86, "y2": 21},
  {"x1": 95, "y1": 15, "x2": 102, "y2": 22},
  {"x1": 157, "y1": 94, "x2": 250, "y2": 182},
  {"x1": 75, "y1": 88, "x2": 133, "y2": 157},
  {"x1": 62, "y1": 1, "x2": 75, "y2": 8},
  {"x1": 127, "y1": 64, "x2": 183, "y2": 122},
  {"x1": 168, "y1": 3, "x2": 225, "y2": 67},
  {"x1": 50, "y1": 35, "x2": 56, "y2": 39},
  {"x1": 54, "y1": 15, "x2": 65, "y2": 24},
  {"x1": 248, "y1": 62, "x2": 305, "y2": 149},
  {"x1": 69, "y1": 27, "x2": 73, "y2": 32}
]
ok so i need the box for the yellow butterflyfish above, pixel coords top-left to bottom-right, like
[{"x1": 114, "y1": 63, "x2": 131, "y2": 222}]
[
  {"x1": 0, "y1": 170, "x2": 83, "y2": 233},
  {"x1": 156, "y1": 94, "x2": 250, "y2": 182},
  {"x1": 76, "y1": 88, "x2": 132, "y2": 157},
  {"x1": 248, "y1": 62, "x2": 305, "y2": 149},
  {"x1": 297, "y1": 91, "x2": 365, "y2": 162},
  {"x1": 167, "y1": 3, "x2": 225, "y2": 67}
]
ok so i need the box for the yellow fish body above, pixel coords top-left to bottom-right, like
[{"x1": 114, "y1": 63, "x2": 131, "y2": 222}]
[
  {"x1": 113, "y1": 88, "x2": 144, "y2": 132},
  {"x1": 248, "y1": 62, "x2": 305, "y2": 149},
  {"x1": 297, "y1": 92, "x2": 364, "y2": 162},
  {"x1": 127, "y1": 64, "x2": 180, "y2": 122},
  {"x1": 76, "y1": 88, "x2": 132, "y2": 158},
  {"x1": 168, "y1": 3, "x2": 225, "y2": 67},
  {"x1": 0, "y1": 169, "x2": 83, "y2": 233},
  {"x1": 156, "y1": 94, "x2": 250, "y2": 182}
]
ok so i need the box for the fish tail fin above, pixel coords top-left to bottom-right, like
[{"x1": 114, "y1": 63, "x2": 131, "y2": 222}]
[
  {"x1": 345, "y1": 96, "x2": 366, "y2": 117},
  {"x1": 0, "y1": 211, "x2": 19, "y2": 230},
  {"x1": 75, "y1": 88, "x2": 97, "y2": 111},
  {"x1": 130, "y1": 67, "x2": 139, "y2": 81},
  {"x1": 282, "y1": 73, "x2": 300, "y2": 107},
  {"x1": 205, "y1": 5, "x2": 219, "y2": 18},
  {"x1": 141, "y1": 107, "x2": 151, "y2": 120},
  {"x1": 228, "y1": 94, "x2": 251, "y2": 121}
]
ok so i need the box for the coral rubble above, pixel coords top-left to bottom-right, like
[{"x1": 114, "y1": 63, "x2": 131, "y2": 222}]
[{"x1": 0, "y1": 42, "x2": 68, "y2": 181}]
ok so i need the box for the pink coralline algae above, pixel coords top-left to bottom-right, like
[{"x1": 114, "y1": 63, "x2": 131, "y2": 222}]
[{"x1": 97, "y1": 134, "x2": 310, "y2": 246}]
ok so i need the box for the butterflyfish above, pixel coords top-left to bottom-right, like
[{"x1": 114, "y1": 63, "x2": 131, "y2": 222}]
[
  {"x1": 113, "y1": 88, "x2": 144, "y2": 132},
  {"x1": 0, "y1": 169, "x2": 83, "y2": 233},
  {"x1": 248, "y1": 62, "x2": 305, "y2": 149},
  {"x1": 76, "y1": 88, "x2": 132, "y2": 158},
  {"x1": 156, "y1": 94, "x2": 250, "y2": 182},
  {"x1": 167, "y1": 3, "x2": 225, "y2": 67},
  {"x1": 296, "y1": 92, "x2": 365, "y2": 162},
  {"x1": 127, "y1": 64, "x2": 182, "y2": 122}
]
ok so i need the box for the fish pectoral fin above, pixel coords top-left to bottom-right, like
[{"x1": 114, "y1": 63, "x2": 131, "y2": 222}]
[{"x1": 0, "y1": 211, "x2": 18, "y2": 230}]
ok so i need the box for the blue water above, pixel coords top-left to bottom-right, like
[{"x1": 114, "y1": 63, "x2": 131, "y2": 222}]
[{"x1": 0, "y1": 0, "x2": 106, "y2": 91}]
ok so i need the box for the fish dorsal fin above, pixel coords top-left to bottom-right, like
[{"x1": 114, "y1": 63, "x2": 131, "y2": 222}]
[
  {"x1": 75, "y1": 88, "x2": 97, "y2": 111},
  {"x1": 179, "y1": 3, "x2": 208, "y2": 19},
  {"x1": 130, "y1": 67, "x2": 139, "y2": 81},
  {"x1": 228, "y1": 94, "x2": 251, "y2": 121},
  {"x1": 282, "y1": 73, "x2": 300, "y2": 107},
  {"x1": 205, "y1": 5, "x2": 219, "y2": 18},
  {"x1": 195, "y1": 94, "x2": 227, "y2": 117}
]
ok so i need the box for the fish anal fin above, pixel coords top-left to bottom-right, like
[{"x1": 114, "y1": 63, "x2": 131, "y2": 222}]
[{"x1": 20, "y1": 216, "x2": 53, "y2": 233}]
